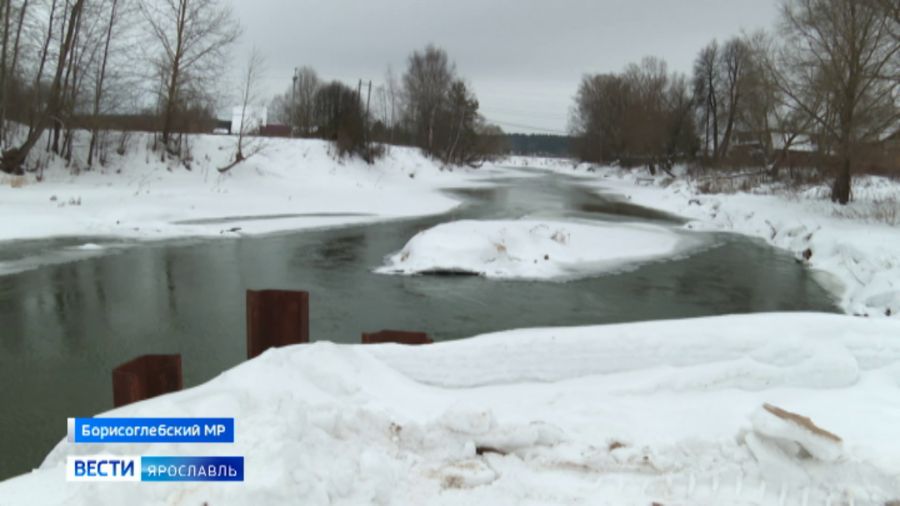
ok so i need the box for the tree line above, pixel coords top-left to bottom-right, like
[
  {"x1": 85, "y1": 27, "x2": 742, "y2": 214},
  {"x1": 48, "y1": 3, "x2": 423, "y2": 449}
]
[
  {"x1": 0, "y1": 0, "x2": 504, "y2": 177},
  {"x1": 269, "y1": 44, "x2": 505, "y2": 166},
  {"x1": 0, "y1": 0, "x2": 241, "y2": 175},
  {"x1": 571, "y1": 0, "x2": 899, "y2": 204},
  {"x1": 505, "y1": 134, "x2": 571, "y2": 157}
]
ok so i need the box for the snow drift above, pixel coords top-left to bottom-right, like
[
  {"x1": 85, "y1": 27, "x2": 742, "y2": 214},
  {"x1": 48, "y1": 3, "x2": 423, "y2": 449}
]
[{"x1": 1, "y1": 313, "x2": 898, "y2": 505}]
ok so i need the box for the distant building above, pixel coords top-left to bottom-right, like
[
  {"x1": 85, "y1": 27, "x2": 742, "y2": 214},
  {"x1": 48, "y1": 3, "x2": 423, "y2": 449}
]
[
  {"x1": 231, "y1": 106, "x2": 268, "y2": 135},
  {"x1": 214, "y1": 119, "x2": 232, "y2": 134},
  {"x1": 259, "y1": 124, "x2": 291, "y2": 137}
]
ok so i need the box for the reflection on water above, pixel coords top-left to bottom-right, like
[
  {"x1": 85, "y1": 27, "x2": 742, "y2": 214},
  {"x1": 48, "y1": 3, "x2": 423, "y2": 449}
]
[{"x1": 0, "y1": 170, "x2": 839, "y2": 480}]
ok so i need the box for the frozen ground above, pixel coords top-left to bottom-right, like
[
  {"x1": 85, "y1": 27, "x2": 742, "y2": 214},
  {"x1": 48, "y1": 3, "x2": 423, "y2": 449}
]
[
  {"x1": 538, "y1": 161, "x2": 900, "y2": 318},
  {"x1": 377, "y1": 219, "x2": 695, "y2": 280},
  {"x1": 0, "y1": 313, "x2": 898, "y2": 505},
  {"x1": 0, "y1": 133, "x2": 500, "y2": 243}
]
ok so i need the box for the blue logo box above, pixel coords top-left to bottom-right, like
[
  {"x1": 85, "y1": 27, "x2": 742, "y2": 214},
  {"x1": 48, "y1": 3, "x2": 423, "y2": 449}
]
[
  {"x1": 142, "y1": 456, "x2": 244, "y2": 482},
  {"x1": 68, "y1": 417, "x2": 235, "y2": 444}
]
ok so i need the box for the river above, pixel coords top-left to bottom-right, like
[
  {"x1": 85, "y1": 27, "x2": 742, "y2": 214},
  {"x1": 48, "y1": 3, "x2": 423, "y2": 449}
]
[{"x1": 0, "y1": 168, "x2": 838, "y2": 479}]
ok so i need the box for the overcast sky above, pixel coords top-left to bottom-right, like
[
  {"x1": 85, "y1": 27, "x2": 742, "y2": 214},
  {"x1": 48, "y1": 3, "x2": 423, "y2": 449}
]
[{"x1": 229, "y1": 0, "x2": 780, "y2": 134}]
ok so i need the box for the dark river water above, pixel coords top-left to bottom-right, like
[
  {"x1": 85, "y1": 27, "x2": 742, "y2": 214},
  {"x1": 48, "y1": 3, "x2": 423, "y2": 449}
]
[{"x1": 0, "y1": 169, "x2": 839, "y2": 480}]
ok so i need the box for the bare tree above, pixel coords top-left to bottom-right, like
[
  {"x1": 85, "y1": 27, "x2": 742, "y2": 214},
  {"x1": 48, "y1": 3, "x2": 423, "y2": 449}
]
[
  {"x1": 0, "y1": 0, "x2": 29, "y2": 144},
  {"x1": 290, "y1": 66, "x2": 318, "y2": 136},
  {"x1": 869, "y1": 0, "x2": 899, "y2": 43},
  {"x1": 0, "y1": 0, "x2": 12, "y2": 142},
  {"x1": 87, "y1": 0, "x2": 122, "y2": 167},
  {"x1": 573, "y1": 57, "x2": 698, "y2": 171},
  {"x1": 777, "y1": 0, "x2": 899, "y2": 204},
  {"x1": 312, "y1": 80, "x2": 367, "y2": 158},
  {"x1": 717, "y1": 37, "x2": 752, "y2": 159},
  {"x1": 403, "y1": 44, "x2": 455, "y2": 154},
  {"x1": 1, "y1": 0, "x2": 85, "y2": 173},
  {"x1": 692, "y1": 40, "x2": 719, "y2": 159},
  {"x1": 745, "y1": 31, "x2": 819, "y2": 176},
  {"x1": 571, "y1": 73, "x2": 630, "y2": 163},
  {"x1": 2, "y1": 0, "x2": 29, "y2": 144},
  {"x1": 220, "y1": 47, "x2": 264, "y2": 172},
  {"x1": 384, "y1": 64, "x2": 402, "y2": 143},
  {"x1": 25, "y1": 0, "x2": 59, "y2": 138},
  {"x1": 140, "y1": 0, "x2": 239, "y2": 158},
  {"x1": 439, "y1": 80, "x2": 479, "y2": 166}
]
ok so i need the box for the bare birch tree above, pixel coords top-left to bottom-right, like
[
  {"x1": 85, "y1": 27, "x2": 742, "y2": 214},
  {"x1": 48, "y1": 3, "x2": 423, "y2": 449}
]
[
  {"x1": 140, "y1": 0, "x2": 239, "y2": 158},
  {"x1": 87, "y1": 0, "x2": 122, "y2": 167},
  {"x1": 220, "y1": 47, "x2": 264, "y2": 172}
]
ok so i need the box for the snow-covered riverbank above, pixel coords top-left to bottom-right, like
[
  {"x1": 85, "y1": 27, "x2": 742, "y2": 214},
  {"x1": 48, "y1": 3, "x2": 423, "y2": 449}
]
[
  {"x1": 526, "y1": 159, "x2": 900, "y2": 319},
  {"x1": 0, "y1": 134, "x2": 497, "y2": 243},
  {"x1": 0, "y1": 313, "x2": 898, "y2": 505}
]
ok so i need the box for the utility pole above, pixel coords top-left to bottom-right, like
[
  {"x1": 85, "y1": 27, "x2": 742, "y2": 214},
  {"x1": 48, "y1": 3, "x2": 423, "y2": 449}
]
[
  {"x1": 291, "y1": 68, "x2": 298, "y2": 137},
  {"x1": 365, "y1": 80, "x2": 372, "y2": 147}
]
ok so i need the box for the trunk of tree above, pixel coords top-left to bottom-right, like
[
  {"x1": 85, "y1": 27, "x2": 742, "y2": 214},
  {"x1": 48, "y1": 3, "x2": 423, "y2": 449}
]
[
  {"x1": 427, "y1": 111, "x2": 435, "y2": 153},
  {"x1": 720, "y1": 109, "x2": 736, "y2": 159},
  {"x1": 831, "y1": 156, "x2": 851, "y2": 204},
  {"x1": 161, "y1": 0, "x2": 188, "y2": 153},
  {"x1": 27, "y1": 0, "x2": 56, "y2": 139},
  {"x1": 5, "y1": 0, "x2": 29, "y2": 143},
  {"x1": 720, "y1": 76, "x2": 740, "y2": 159},
  {"x1": 89, "y1": 0, "x2": 119, "y2": 167},
  {"x1": 0, "y1": 0, "x2": 11, "y2": 142},
  {"x1": 51, "y1": 1, "x2": 73, "y2": 155},
  {"x1": 702, "y1": 102, "x2": 710, "y2": 159},
  {"x1": 446, "y1": 111, "x2": 464, "y2": 165},
  {"x1": 709, "y1": 74, "x2": 719, "y2": 160},
  {"x1": 769, "y1": 132, "x2": 798, "y2": 179}
]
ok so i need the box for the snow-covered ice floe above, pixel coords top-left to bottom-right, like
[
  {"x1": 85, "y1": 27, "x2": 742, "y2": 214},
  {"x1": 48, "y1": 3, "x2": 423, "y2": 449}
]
[
  {"x1": 377, "y1": 219, "x2": 697, "y2": 280},
  {"x1": 2, "y1": 313, "x2": 898, "y2": 505}
]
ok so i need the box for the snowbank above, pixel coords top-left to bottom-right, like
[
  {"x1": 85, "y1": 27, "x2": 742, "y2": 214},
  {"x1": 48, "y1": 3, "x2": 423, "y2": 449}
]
[
  {"x1": 0, "y1": 133, "x2": 497, "y2": 244},
  {"x1": 557, "y1": 164, "x2": 900, "y2": 318},
  {"x1": 1, "y1": 313, "x2": 898, "y2": 505},
  {"x1": 377, "y1": 219, "x2": 692, "y2": 280}
]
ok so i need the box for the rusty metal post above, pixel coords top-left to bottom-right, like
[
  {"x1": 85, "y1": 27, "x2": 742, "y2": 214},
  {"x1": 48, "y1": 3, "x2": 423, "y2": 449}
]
[
  {"x1": 246, "y1": 289, "x2": 310, "y2": 359},
  {"x1": 361, "y1": 330, "x2": 432, "y2": 345},
  {"x1": 112, "y1": 354, "x2": 183, "y2": 408}
]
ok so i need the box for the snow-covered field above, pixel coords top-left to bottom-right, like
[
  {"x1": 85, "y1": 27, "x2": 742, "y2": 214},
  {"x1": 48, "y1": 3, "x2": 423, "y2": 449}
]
[
  {"x1": 377, "y1": 219, "x2": 696, "y2": 280},
  {"x1": 540, "y1": 162, "x2": 900, "y2": 319},
  {"x1": 0, "y1": 133, "x2": 497, "y2": 243},
  {"x1": 0, "y1": 313, "x2": 898, "y2": 505}
]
